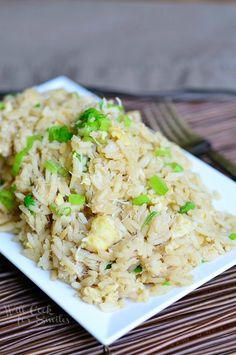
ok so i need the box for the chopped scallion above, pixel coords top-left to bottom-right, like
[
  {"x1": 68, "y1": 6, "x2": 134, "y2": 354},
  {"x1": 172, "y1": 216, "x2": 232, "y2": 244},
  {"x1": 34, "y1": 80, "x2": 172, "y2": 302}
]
[
  {"x1": 118, "y1": 114, "x2": 132, "y2": 128},
  {"x1": 24, "y1": 194, "x2": 35, "y2": 211},
  {"x1": 10, "y1": 184, "x2": 16, "y2": 192},
  {"x1": 99, "y1": 100, "x2": 104, "y2": 110},
  {"x1": 142, "y1": 211, "x2": 158, "y2": 229},
  {"x1": 148, "y1": 175, "x2": 168, "y2": 195},
  {"x1": 107, "y1": 102, "x2": 124, "y2": 112},
  {"x1": 12, "y1": 148, "x2": 28, "y2": 176},
  {"x1": 229, "y1": 233, "x2": 236, "y2": 241},
  {"x1": 49, "y1": 203, "x2": 57, "y2": 214},
  {"x1": 26, "y1": 135, "x2": 43, "y2": 149},
  {"x1": 12, "y1": 135, "x2": 43, "y2": 176},
  {"x1": 58, "y1": 206, "x2": 72, "y2": 216},
  {"x1": 179, "y1": 201, "x2": 195, "y2": 214},
  {"x1": 45, "y1": 160, "x2": 69, "y2": 177},
  {"x1": 105, "y1": 263, "x2": 112, "y2": 270},
  {"x1": 75, "y1": 108, "x2": 110, "y2": 139},
  {"x1": 124, "y1": 116, "x2": 131, "y2": 127},
  {"x1": 166, "y1": 162, "x2": 184, "y2": 172},
  {"x1": 48, "y1": 125, "x2": 73, "y2": 143},
  {"x1": 34, "y1": 103, "x2": 41, "y2": 108},
  {"x1": 49, "y1": 203, "x2": 71, "y2": 216},
  {"x1": 155, "y1": 147, "x2": 171, "y2": 157},
  {"x1": 68, "y1": 194, "x2": 85, "y2": 205},
  {"x1": 0, "y1": 102, "x2": 6, "y2": 110},
  {"x1": 133, "y1": 265, "x2": 143, "y2": 273},
  {"x1": 132, "y1": 194, "x2": 150, "y2": 206},
  {"x1": 117, "y1": 105, "x2": 124, "y2": 112},
  {"x1": 99, "y1": 117, "x2": 110, "y2": 131},
  {"x1": 0, "y1": 188, "x2": 15, "y2": 210},
  {"x1": 163, "y1": 281, "x2": 171, "y2": 286},
  {"x1": 100, "y1": 101, "x2": 124, "y2": 112}
]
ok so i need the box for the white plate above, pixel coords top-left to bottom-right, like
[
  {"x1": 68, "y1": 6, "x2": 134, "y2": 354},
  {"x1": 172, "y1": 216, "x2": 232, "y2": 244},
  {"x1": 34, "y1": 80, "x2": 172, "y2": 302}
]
[{"x1": 1, "y1": 76, "x2": 236, "y2": 345}]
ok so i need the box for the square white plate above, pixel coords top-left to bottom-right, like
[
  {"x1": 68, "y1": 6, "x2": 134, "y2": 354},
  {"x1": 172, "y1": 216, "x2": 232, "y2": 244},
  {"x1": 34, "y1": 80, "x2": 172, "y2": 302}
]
[{"x1": 0, "y1": 76, "x2": 236, "y2": 345}]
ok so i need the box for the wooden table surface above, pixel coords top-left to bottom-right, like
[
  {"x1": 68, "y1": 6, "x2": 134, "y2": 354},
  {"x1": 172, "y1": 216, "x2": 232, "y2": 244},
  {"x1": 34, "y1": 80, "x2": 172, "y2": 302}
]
[{"x1": 0, "y1": 98, "x2": 236, "y2": 354}]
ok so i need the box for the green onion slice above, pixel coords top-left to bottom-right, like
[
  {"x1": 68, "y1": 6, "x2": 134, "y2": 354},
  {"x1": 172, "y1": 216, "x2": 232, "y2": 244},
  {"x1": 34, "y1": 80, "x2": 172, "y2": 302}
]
[
  {"x1": 148, "y1": 175, "x2": 168, "y2": 195},
  {"x1": 105, "y1": 261, "x2": 116, "y2": 270},
  {"x1": 58, "y1": 206, "x2": 72, "y2": 216},
  {"x1": 155, "y1": 147, "x2": 171, "y2": 157},
  {"x1": 12, "y1": 148, "x2": 28, "y2": 176},
  {"x1": 118, "y1": 114, "x2": 132, "y2": 128},
  {"x1": 107, "y1": 102, "x2": 124, "y2": 112},
  {"x1": 26, "y1": 135, "x2": 43, "y2": 149},
  {"x1": 162, "y1": 280, "x2": 171, "y2": 286},
  {"x1": 99, "y1": 117, "x2": 110, "y2": 131},
  {"x1": 105, "y1": 263, "x2": 112, "y2": 270},
  {"x1": 49, "y1": 203, "x2": 57, "y2": 214},
  {"x1": 76, "y1": 108, "x2": 106, "y2": 125},
  {"x1": 166, "y1": 162, "x2": 184, "y2": 172},
  {"x1": 133, "y1": 265, "x2": 143, "y2": 273},
  {"x1": 0, "y1": 188, "x2": 15, "y2": 210},
  {"x1": 75, "y1": 108, "x2": 110, "y2": 139},
  {"x1": 10, "y1": 184, "x2": 16, "y2": 192},
  {"x1": 49, "y1": 203, "x2": 71, "y2": 216},
  {"x1": 100, "y1": 100, "x2": 124, "y2": 112},
  {"x1": 132, "y1": 194, "x2": 150, "y2": 206},
  {"x1": 229, "y1": 233, "x2": 236, "y2": 240},
  {"x1": 68, "y1": 194, "x2": 85, "y2": 205},
  {"x1": 142, "y1": 211, "x2": 158, "y2": 229},
  {"x1": 0, "y1": 102, "x2": 6, "y2": 110},
  {"x1": 12, "y1": 135, "x2": 42, "y2": 176},
  {"x1": 45, "y1": 160, "x2": 69, "y2": 177},
  {"x1": 24, "y1": 194, "x2": 35, "y2": 211},
  {"x1": 179, "y1": 201, "x2": 195, "y2": 214},
  {"x1": 99, "y1": 101, "x2": 105, "y2": 110},
  {"x1": 48, "y1": 125, "x2": 73, "y2": 143}
]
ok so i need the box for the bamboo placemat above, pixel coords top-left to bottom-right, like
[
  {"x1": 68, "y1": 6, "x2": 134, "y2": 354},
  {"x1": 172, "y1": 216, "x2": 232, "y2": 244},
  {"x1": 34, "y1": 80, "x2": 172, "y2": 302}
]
[{"x1": 0, "y1": 99, "x2": 236, "y2": 355}]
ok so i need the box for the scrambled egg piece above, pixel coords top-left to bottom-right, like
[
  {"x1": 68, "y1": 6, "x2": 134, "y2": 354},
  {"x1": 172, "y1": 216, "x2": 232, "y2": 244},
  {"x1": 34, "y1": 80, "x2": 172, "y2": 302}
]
[
  {"x1": 170, "y1": 215, "x2": 194, "y2": 239},
  {"x1": 26, "y1": 242, "x2": 33, "y2": 249},
  {"x1": 55, "y1": 193, "x2": 64, "y2": 206},
  {"x1": 111, "y1": 127, "x2": 130, "y2": 145},
  {"x1": 83, "y1": 216, "x2": 120, "y2": 252}
]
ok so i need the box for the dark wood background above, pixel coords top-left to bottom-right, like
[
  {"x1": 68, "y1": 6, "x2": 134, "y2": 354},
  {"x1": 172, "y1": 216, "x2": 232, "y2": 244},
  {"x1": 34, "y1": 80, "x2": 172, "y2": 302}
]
[{"x1": 1, "y1": 1, "x2": 236, "y2": 94}]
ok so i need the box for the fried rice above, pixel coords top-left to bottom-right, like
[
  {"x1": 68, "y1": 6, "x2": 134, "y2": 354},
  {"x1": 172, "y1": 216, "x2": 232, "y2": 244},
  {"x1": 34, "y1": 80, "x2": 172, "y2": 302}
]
[{"x1": 0, "y1": 88, "x2": 235, "y2": 311}]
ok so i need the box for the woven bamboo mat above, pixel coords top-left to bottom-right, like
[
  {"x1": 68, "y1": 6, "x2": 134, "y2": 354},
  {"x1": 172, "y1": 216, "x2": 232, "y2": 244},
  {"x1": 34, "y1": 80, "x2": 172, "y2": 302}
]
[{"x1": 0, "y1": 99, "x2": 236, "y2": 355}]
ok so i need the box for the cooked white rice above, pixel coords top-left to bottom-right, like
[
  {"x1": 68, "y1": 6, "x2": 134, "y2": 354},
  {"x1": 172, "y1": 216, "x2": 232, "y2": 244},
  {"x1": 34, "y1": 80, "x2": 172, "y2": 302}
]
[{"x1": 0, "y1": 88, "x2": 235, "y2": 311}]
